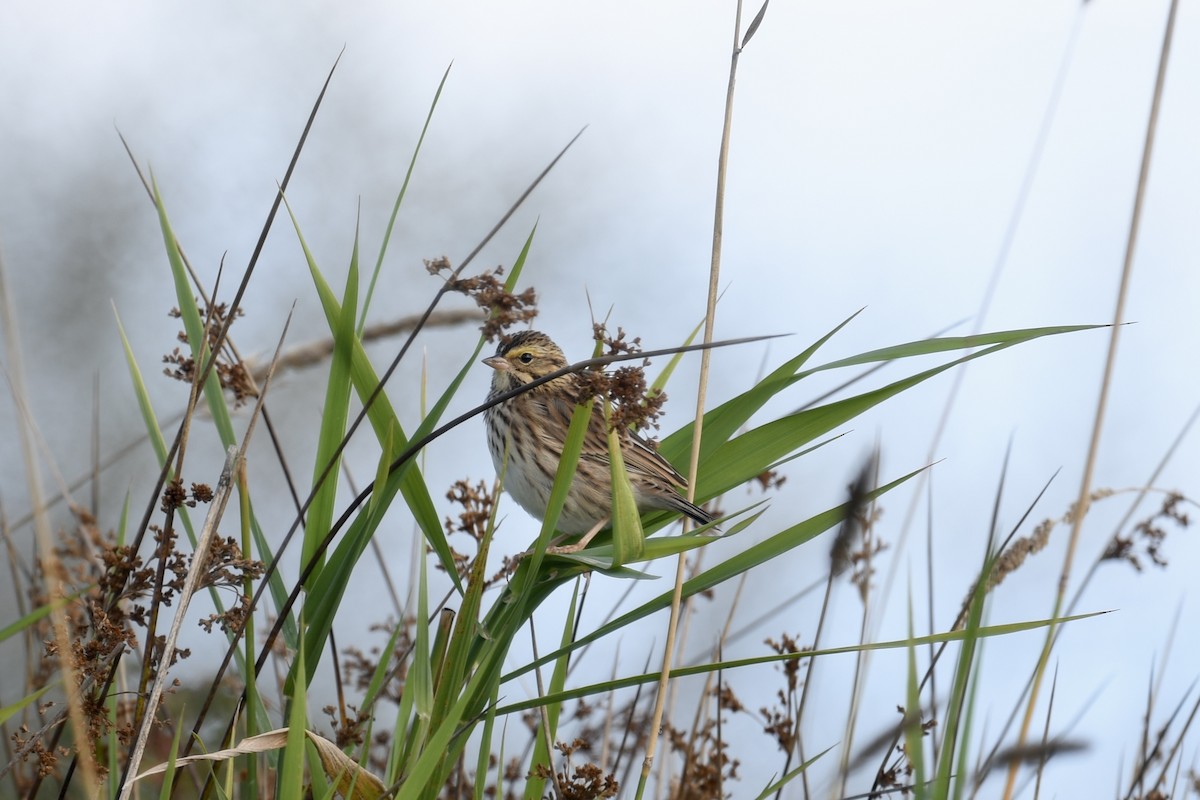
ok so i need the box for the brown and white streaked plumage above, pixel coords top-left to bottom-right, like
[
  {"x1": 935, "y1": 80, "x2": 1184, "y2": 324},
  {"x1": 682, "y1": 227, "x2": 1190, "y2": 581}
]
[{"x1": 483, "y1": 330, "x2": 712, "y2": 536}]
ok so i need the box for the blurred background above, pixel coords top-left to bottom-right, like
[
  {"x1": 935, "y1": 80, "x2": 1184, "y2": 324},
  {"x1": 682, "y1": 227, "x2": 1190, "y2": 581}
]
[{"x1": 2, "y1": 1, "x2": 1198, "y2": 796}]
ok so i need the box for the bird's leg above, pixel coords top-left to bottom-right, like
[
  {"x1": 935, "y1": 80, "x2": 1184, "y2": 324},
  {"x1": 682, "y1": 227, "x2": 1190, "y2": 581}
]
[
  {"x1": 515, "y1": 517, "x2": 612, "y2": 560},
  {"x1": 545, "y1": 516, "x2": 610, "y2": 556}
]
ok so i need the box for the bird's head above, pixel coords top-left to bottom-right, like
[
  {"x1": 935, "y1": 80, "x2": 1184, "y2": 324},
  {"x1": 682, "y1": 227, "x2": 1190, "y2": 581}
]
[{"x1": 483, "y1": 330, "x2": 571, "y2": 391}]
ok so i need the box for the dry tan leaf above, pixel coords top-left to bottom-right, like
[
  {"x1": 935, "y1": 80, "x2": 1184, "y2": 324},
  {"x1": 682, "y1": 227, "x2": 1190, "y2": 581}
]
[
  {"x1": 133, "y1": 728, "x2": 289, "y2": 781},
  {"x1": 132, "y1": 727, "x2": 386, "y2": 799},
  {"x1": 309, "y1": 732, "x2": 387, "y2": 800}
]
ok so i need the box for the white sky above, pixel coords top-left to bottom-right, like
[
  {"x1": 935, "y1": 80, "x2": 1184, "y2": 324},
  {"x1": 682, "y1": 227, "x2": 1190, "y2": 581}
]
[{"x1": 2, "y1": 2, "x2": 1199, "y2": 797}]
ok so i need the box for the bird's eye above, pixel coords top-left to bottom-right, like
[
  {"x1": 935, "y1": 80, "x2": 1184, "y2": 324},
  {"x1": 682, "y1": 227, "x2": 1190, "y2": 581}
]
[{"x1": 518, "y1": 352, "x2": 534, "y2": 364}]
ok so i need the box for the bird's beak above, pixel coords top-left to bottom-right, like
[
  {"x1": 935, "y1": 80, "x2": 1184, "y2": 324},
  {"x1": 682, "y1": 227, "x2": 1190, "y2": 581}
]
[{"x1": 482, "y1": 355, "x2": 510, "y2": 372}]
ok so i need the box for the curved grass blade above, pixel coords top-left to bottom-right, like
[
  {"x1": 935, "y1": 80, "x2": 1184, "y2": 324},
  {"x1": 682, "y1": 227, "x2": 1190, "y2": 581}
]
[
  {"x1": 694, "y1": 335, "x2": 1087, "y2": 503},
  {"x1": 284, "y1": 198, "x2": 452, "y2": 574},
  {"x1": 607, "y1": 424, "x2": 646, "y2": 566},
  {"x1": 301, "y1": 224, "x2": 360, "y2": 583},
  {"x1": 0, "y1": 684, "x2": 55, "y2": 727},
  {"x1": 503, "y1": 466, "x2": 925, "y2": 683},
  {"x1": 800, "y1": 324, "x2": 1104, "y2": 378},
  {"x1": 150, "y1": 179, "x2": 237, "y2": 447},
  {"x1": 660, "y1": 309, "x2": 862, "y2": 468},
  {"x1": 0, "y1": 594, "x2": 78, "y2": 644},
  {"x1": 754, "y1": 745, "x2": 835, "y2": 800},
  {"x1": 279, "y1": 634, "x2": 309, "y2": 800},
  {"x1": 497, "y1": 610, "x2": 1107, "y2": 716}
]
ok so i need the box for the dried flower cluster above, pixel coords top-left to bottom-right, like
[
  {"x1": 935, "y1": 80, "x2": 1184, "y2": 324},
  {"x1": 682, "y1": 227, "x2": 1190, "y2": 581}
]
[
  {"x1": 829, "y1": 457, "x2": 886, "y2": 601},
  {"x1": 874, "y1": 705, "x2": 937, "y2": 796},
  {"x1": 664, "y1": 718, "x2": 741, "y2": 800},
  {"x1": 195, "y1": 537, "x2": 265, "y2": 635},
  {"x1": 425, "y1": 256, "x2": 537, "y2": 341},
  {"x1": 592, "y1": 323, "x2": 643, "y2": 356},
  {"x1": 759, "y1": 633, "x2": 804, "y2": 754},
  {"x1": 574, "y1": 323, "x2": 668, "y2": 435},
  {"x1": 443, "y1": 478, "x2": 495, "y2": 544},
  {"x1": 1103, "y1": 491, "x2": 1189, "y2": 571},
  {"x1": 531, "y1": 739, "x2": 619, "y2": 799},
  {"x1": 160, "y1": 478, "x2": 213, "y2": 513},
  {"x1": 8, "y1": 501, "x2": 263, "y2": 791},
  {"x1": 753, "y1": 468, "x2": 787, "y2": 493},
  {"x1": 163, "y1": 301, "x2": 255, "y2": 405},
  {"x1": 437, "y1": 478, "x2": 520, "y2": 584},
  {"x1": 335, "y1": 617, "x2": 417, "y2": 772}
]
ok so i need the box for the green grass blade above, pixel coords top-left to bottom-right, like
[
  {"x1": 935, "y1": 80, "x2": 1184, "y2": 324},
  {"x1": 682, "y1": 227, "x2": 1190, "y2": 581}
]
[
  {"x1": 116, "y1": 491, "x2": 130, "y2": 547},
  {"x1": 297, "y1": 515, "x2": 391, "y2": 689},
  {"x1": 694, "y1": 340, "x2": 1040, "y2": 501},
  {"x1": 548, "y1": 507, "x2": 763, "y2": 572},
  {"x1": 647, "y1": 318, "x2": 704, "y2": 396},
  {"x1": 0, "y1": 595, "x2": 77, "y2": 644},
  {"x1": 238, "y1": 482, "x2": 261, "y2": 795},
  {"x1": 395, "y1": 641, "x2": 510, "y2": 800},
  {"x1": 394, "y1": 546, "x2": 434, "y2": 782},
  {"x1": 279, "y1": 635, "x2": 309, "y2": 799},
  {"x1": 156, "y1": 707, "x2": 187, "y2": 800},
  {"x1": 296, "y1": 426, "x2": 401, "y2": 689},
  {"x1": 753, "y1": 744, "x2": 835, "y2": 799},
  {"x1": 430, "y1": 508, "x2": 496, "y2": 748},
  {"x1": 299, "y1": 223, "x2": 361, "y2": 584},
  {"x1": 661, "y1": 322, "x2": 1100, "y2": 486},
  {"x1": 952, "y1": 645, "x2": 985, "y2": 800},
  {"x1": 496, "y1": 610, "x2": 1107, "y2": 715},
  {"x1": 113, "y1": 309, "x2": 169, "y2": 464},
  {"x1": 0, "y1": 684, "x2": 54, "y2": 726},
  {"x1": 799, "y1": 324, "x2": 1104, "y2": 376},
  {"x1": 660, "y1": 310, "x2": 861, "y2": 468},
  {"x1": 247, "y1": 503, "x2": 298, "y2": 650},
  {"x1": 523, "y1": 400, "x2": 594, "y2": 572},
  {"x1": 474, "y1": 684, "x2": 501, "y2": 800},
  {"x1": 150, "y1": 178, "x2": 237, "y2": 447},
  {"x1": 607, "y1": 424, "x2": 645, "y2": 566},
  {"x1": 936, "y1": 551, "x2": 993, "y2": 795},
  {"x1": 282, "y1": 197, "x2": 458, "y2": 592},
  {"x1": 360, "y1": 618, "x2": 407, "y2": 717},
  {"x1": 504, "y1": 467, "x2": 925, "y2": 683}
]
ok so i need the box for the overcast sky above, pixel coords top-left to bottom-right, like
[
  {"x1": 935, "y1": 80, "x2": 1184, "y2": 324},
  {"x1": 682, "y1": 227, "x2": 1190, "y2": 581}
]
[{"x1": 2, "y1": 2, "x2": 1198, "y2": 797}]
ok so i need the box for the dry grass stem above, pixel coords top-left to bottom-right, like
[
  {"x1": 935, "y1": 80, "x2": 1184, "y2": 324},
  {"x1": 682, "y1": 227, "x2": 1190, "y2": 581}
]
[{"x1": 1004, "y1": 3, "x2": 1181, "y2": 790}]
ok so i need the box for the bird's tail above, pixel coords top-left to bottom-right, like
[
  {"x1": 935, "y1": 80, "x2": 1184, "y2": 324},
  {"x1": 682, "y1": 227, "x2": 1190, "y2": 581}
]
[{"x1": 671, "y1": 494, "x2": 717, "y2": 530}]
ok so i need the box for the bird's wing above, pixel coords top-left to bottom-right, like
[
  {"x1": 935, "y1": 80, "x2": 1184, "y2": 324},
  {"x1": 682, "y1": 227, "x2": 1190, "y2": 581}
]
[
  {"x1": 619, "y1": 431, "x2": 689, "y2": 488},
  {"x1": 579, "y1": 402, "x2": 689, "y2": 489},
  {"x1": 535, "y1": 391, "x2": 688, "y2": 488}
]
